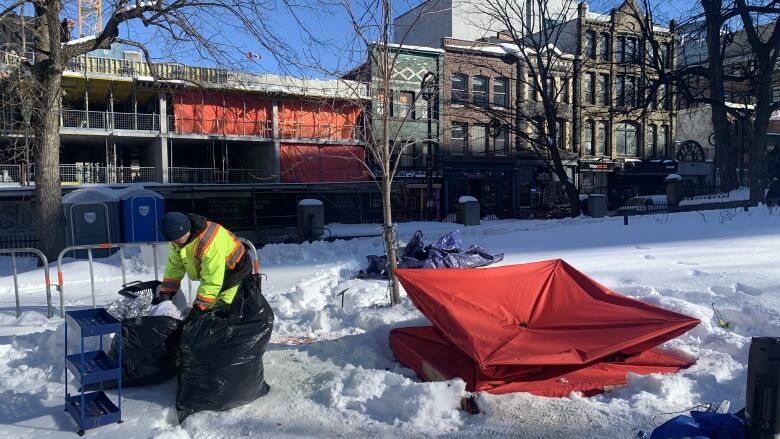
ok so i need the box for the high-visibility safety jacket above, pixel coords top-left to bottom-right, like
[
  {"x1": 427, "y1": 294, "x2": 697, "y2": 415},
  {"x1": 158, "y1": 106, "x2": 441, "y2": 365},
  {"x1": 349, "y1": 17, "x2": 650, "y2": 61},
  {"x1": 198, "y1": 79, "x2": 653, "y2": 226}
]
[{"x1": 161, "y1": 214, "x2": 248, "y2": 310}]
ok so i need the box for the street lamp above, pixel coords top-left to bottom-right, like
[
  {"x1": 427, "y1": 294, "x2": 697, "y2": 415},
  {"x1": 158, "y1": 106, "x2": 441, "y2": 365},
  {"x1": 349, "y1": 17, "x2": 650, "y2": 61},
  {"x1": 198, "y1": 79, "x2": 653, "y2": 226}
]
[
  {"x1": 488, "y1": 117, "x2": 502, "y2": 216},
  {"x1": 421, "y1": 71, "x2": 436, "y2": 220}
]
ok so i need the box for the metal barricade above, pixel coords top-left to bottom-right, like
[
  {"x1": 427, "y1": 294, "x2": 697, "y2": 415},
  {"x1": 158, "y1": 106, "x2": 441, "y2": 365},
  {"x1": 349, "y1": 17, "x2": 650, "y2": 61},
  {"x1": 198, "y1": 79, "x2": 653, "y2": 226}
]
[
  {"x1": 0, "y1": 248, "x2": 53, "y2": 318},
  {"x1": 55, "y1": 239, "x2": 259, "y2": 315},
  {"x1": 238, "y1": 237, "x2": 260, "y2": 274},
  {"x1": 56, "y1": 242, "x2": 170, "y2": 315}
]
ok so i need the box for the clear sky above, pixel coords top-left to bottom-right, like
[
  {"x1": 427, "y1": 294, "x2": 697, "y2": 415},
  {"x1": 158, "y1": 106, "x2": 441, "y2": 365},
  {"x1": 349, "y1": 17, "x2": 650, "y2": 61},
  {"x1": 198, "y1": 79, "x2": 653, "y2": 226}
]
[{"x1": 63, "y1": 0, "x2": 696, "y2": 78}]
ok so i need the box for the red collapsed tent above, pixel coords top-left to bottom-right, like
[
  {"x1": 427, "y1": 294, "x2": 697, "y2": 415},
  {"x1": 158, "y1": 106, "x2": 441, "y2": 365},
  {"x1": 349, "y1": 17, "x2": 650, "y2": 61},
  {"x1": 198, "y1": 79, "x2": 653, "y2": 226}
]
[{"x1": 390, "y1": 259, "x2": 700, "y2": 396}]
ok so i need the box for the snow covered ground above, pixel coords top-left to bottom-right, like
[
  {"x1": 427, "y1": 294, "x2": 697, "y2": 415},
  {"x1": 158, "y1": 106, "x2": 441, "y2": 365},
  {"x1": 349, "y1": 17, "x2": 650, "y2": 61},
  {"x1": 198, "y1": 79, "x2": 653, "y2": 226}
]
[{"x1": 1, "y1": 206, "x2": 779, "y2": 438}]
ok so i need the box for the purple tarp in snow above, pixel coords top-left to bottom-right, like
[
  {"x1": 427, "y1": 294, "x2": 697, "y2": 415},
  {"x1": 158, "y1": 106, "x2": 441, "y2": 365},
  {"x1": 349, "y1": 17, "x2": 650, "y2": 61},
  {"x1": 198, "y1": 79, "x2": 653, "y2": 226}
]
[{"x1": 358, "y1": 230, "x2": 504, "y2": 279}]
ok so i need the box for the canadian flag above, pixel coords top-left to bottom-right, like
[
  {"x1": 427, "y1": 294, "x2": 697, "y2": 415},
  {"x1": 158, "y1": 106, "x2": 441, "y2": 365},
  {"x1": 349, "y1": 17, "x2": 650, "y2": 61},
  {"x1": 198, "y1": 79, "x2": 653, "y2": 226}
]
[{"x1": 247, "y1": 51, "x2": 261, "y2": 60}]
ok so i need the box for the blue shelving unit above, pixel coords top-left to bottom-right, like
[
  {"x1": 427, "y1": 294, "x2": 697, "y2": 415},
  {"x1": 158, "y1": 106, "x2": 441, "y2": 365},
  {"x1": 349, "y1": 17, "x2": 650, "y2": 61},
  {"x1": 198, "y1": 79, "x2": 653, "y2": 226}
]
[{"x1": 64, "y1": 308, "x2": 123, "y2": 436}]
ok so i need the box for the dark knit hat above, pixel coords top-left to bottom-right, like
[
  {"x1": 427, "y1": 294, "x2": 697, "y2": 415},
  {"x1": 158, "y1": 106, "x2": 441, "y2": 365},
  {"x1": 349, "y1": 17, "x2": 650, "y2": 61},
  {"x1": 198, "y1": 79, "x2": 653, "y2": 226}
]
[{"x1": 160, "y1": 212, "x2": 191, "y2": 241}]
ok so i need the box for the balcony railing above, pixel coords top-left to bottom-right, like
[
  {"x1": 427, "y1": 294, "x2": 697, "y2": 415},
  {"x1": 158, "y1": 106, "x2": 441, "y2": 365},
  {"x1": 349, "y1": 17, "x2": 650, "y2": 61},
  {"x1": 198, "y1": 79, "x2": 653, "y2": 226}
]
[
  {"x1": 168, "y1": 116, "x2": 272, "y2": 137},
  {"x1": 0, "y1": 164, "x2": 160, "y2": 184},
  {"x1": 168, "y1": 167, "x2": 218, "y2": 184},
  {"x1": 226, "y1": 168, "x2": 275, "y2": 184},
  {"x1": 61, "y1": 110, "x2": 160, "y2": 132},
  {"x1": 278, "y1": 123, "x2": 358, "y2": 141}
]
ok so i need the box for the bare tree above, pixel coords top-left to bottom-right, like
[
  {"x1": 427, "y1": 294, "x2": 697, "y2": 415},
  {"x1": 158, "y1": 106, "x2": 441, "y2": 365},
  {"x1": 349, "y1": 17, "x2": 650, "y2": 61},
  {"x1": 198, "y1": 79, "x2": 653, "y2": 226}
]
[
  {"x1": 318, "y1": 0, "x2": 443, "y2": 304},
  {"x1": 460, "y1": 0, "x2": 583, "y2": 216},
  {"x1": 629, "y1": 0, "x2": 780, "y2": 199},
  {"x1": 0, "y1": 0, "x2": 312, "y2": 259}
]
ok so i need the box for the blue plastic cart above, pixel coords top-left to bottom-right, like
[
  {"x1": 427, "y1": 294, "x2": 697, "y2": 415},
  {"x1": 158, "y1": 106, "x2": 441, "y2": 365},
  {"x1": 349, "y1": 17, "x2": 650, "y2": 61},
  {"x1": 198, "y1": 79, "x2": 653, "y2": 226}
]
[{"x1": 64, "y1": 308, "x2": 123, "y2": 436}]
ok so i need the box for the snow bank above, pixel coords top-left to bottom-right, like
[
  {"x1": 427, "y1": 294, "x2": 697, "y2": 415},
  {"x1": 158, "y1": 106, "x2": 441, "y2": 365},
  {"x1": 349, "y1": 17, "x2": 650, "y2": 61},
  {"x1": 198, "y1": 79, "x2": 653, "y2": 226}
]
[{"x1": 319, "y1": 365, "x2": 466, "y2": 430}]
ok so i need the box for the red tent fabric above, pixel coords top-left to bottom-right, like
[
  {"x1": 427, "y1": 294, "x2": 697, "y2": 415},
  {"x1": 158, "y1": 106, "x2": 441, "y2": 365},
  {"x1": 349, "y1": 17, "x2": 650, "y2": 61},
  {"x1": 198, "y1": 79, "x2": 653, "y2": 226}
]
[{"x1": 390, "y1": 259, "x2": 699, "y2": 396}]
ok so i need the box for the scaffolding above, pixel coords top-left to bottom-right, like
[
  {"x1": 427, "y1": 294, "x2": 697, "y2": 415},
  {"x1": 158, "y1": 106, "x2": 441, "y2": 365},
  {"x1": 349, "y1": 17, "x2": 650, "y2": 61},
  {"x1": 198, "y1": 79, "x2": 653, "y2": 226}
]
[{"x1": 78, "y1": 0, "x2": 102, "y2": 37}]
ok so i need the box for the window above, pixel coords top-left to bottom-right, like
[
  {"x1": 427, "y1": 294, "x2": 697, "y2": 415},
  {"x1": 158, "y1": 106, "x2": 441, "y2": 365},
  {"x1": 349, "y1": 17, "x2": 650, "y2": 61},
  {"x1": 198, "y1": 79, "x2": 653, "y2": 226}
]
[
  {"x1": 648, "y1": 124, "x2": 658, "y2": 157},
  {"x1": 561, "y1": 78, "x2": 569, "y2": 103},
  {"x1": 451, "y1": 122, "x2": 466, "y2": 155},
  {"x1": 494, "y1": 126, "x2": 508, "y2": 156},
  {"x1": 773, "y1": 85, "x2": 780, "y2": 103},
  {"x1": 596, "y1": 121, "x2": 608, "y2": 155},
  {"x1": 617, "y1": 75, "x2": 637, "y2": 107},
  {"x1": 493, "y1": 77, "x2": 508, "y2": 107},
  {"x1": 555, "y1": 119, "x2": 566, "y2": 149},
  {"x1": 452, "y1": 74, "x2": 468, "y2": 104},
  {"x1": 599, "y1": 33, "x2": 610, "y2": 61},
  {"x1": 469, "y1": 124, "x2": 488, "y2": 155},
  {"x1": 659, "y1": 125, "x2": 669, "y2": 157},
  {"x1": 662, "y1": 43, "x2": 672, "y2": 68},
  {"x1": 616, "y1": 122, "x2": 639, "y2": 156},
  {"x1": 586, "y1": 31, "x2": 596, "y2": 58},
  {"x1": 545, "y1": 76, "x2": 554, "y2": 101},
  {"x1": 618, "y1": 36, "x2": 637, "y2": 63},
  {"x1": 584, "y1": 72, "x2": 595, "y2": 104},
  {"x1": 473, "y1": 76, "x2": 488, "y2": 107},
  {"x1": 528, "y1": 75, "x2": 538, "y2": 101},
  {"x1": 398, "y1": 91, "x2": 415, "y2": 119},
  {"x1": 376, "y1": 89, "x2": 387, "y2": 115},
  {"x1": 584, "y1": 120, "x2": 594, "y2": 154},
  {"x1": 598, "y1": 74, "x2": 609, "y2": 105},
  {"x1": 657, "y1": 84, "x2": 671, "y2": 110}
]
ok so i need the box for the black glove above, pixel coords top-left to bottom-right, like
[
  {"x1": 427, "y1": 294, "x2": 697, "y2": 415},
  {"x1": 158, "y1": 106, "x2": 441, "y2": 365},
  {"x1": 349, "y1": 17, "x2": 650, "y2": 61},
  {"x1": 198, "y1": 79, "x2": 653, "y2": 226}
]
[{"x1": 152, "y1": 292, "x2": 173, "y2": 305}]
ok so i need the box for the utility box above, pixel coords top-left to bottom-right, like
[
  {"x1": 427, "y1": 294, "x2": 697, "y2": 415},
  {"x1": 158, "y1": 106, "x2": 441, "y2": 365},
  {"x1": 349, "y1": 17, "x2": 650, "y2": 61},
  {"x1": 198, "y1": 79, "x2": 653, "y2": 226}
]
[
  {"x1": 746, "y1": 337, "x2": 780, "y2": 438},
  {"x1": 587, "y1": 194, "x2": 608, "y2": 218},
  {"x1": 62, "y1": 188, "x2": 122, "y2": 257},
  {"x1": 297, "y1": 199, "x2": 324, "y2": 241},
  {"x1": 458, "y1": 196, "x2": 480, "y2": 226},
  {"x1": 665, "y1": 174, "x2": 683, "y2": 207},
  {"x1": 117, "y1": 187, "x2": 164, "y2": 242}
]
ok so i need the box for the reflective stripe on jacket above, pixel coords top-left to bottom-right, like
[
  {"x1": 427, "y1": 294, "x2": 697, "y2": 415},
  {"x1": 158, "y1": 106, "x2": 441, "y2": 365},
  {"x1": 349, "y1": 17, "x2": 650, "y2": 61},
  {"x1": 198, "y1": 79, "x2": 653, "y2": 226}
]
[{"x1": 161, "y1": 220, "x2": 246, "y2": 310}]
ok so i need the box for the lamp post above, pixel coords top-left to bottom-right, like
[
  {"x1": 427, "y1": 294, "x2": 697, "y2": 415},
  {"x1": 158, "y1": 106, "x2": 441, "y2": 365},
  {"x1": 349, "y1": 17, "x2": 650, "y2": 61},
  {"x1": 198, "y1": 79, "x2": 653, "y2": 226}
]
[
  {"x1": 421, "y1": 72, "x2": 436, "y2": 220},
  {"x1": 488, "y1": 117, "x2": 502, "y2": 216}
]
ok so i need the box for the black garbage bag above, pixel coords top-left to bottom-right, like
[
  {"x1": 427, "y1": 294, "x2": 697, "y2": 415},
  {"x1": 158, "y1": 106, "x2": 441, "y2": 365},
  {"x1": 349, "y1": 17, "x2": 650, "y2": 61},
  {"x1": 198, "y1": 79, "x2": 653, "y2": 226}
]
[
  {"x1": 107, "y1": 315, "x2": 184, "y2": 387},
  {"x1": 176, "y1": 273, "x2": 274, "y2": 422},
  {"x1": 103, "y1": 280, "x2": 184, "y2": 388}
]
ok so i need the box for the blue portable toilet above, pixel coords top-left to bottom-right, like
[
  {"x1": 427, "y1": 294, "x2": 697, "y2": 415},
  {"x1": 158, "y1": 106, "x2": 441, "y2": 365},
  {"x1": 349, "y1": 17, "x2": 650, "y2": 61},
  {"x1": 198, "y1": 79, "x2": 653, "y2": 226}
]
[{"x1": 117, "y1": 187, "x2": 165, "y2": 242}]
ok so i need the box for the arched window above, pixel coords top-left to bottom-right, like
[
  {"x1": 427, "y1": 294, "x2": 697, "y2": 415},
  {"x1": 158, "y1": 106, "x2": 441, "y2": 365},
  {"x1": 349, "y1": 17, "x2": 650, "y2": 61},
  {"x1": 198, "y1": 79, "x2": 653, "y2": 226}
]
[
  {"x1": 616, "y1": 122, "x2": 639, "y2": 156},
  {"x1": 452, "y1": 74, "x2": 468, "y2": 104}
]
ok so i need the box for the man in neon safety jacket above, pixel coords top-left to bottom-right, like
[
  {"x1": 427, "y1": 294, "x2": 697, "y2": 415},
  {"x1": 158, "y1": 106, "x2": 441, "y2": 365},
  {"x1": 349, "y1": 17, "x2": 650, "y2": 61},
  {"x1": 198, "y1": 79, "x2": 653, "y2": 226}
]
[{"x1": 156, "y1": 212, "x2": 251, "y2": 311}]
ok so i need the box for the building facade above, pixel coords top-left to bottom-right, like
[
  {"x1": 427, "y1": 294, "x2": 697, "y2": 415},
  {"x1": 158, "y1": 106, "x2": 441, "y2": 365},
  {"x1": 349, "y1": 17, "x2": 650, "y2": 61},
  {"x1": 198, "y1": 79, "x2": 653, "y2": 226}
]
[
  {"x1": 572, "y1": 1, "x2": 677, "y2": 200},
  {"x1": 0, "y1": 48, "x2": 368, "y2": 186}
]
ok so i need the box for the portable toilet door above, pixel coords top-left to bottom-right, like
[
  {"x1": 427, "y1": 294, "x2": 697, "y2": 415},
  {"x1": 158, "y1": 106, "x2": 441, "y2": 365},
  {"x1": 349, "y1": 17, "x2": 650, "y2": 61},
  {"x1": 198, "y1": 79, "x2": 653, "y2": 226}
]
[
  {"x1": 118, "y1": 187, "x2": 164, "y2": 242},
  {"x1": 62, "y1": 188, "x2": 122, "y2": 257}
]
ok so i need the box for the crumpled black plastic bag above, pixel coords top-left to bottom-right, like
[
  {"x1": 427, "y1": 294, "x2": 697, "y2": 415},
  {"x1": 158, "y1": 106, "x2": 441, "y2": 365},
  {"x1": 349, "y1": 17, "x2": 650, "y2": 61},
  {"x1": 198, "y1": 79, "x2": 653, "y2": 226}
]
[
  {"x1": 176, "y1": 273, "x2": 275, "y2": 422},
  {"x1": 107, "y1": 315, "x2": 184, "y2": 387}
]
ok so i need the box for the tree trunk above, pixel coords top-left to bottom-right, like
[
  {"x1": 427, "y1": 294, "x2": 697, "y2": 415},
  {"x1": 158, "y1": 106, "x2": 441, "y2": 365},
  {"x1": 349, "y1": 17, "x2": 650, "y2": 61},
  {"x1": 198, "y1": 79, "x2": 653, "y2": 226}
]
[
  {"x1": 703, "y1": 0, "x2": 739, "y2": 191},
  {"x1": 382, "y1": 176, "x2": 400, "y2": 304},
  {"x1": 34, "y1": 70, "x2": 65, "y2": 260}
]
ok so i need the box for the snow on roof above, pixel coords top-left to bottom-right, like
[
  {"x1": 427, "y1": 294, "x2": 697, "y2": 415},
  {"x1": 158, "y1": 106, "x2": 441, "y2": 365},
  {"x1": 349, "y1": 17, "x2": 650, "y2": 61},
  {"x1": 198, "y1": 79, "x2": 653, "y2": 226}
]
[
  {"x1": 299, "y1": 199, "x2": 324, "y2": 206},
  {"x1": 586, "y1": 12, "x2": 610, "y2": 22},
  {"x1": 459, "y1": 196, "x2": 478, "y2": 203},
  {"x1": 62, "y1": 35, "x2": 96, "y2": 46},
  {"x1": 375, "y1": 42, "x2": 444, "y2": 54},
  {"x1": 665, "y1": 174, "x2": 682, "y2": 181}
]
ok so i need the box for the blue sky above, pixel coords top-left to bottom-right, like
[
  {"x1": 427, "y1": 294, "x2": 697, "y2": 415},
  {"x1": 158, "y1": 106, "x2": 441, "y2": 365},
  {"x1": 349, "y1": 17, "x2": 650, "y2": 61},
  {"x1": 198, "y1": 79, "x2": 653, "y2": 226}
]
[{"x1": 64, "y1": 0, "x2": 695, "y2": 78}]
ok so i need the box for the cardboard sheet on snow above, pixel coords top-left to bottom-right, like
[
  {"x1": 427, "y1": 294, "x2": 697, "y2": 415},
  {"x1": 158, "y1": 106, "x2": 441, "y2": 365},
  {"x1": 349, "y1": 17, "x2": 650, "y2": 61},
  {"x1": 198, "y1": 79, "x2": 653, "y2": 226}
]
[{"x1": 390, "y1": 259, "x2": 700, "y2": 396}]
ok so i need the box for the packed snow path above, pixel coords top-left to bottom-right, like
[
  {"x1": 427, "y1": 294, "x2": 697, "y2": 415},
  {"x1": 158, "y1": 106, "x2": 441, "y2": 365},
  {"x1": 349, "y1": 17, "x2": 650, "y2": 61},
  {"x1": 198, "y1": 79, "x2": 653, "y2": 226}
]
[{"x1": 1, "y1": 207, "x2": 778, "y2": 438}]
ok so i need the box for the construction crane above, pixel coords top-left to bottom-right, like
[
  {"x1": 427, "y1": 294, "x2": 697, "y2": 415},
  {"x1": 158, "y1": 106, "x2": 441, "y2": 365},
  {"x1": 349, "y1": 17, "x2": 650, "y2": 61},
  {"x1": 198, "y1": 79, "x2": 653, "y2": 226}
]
[{"x1": 78, "y1": 0, "x2": 102, "y2": 37}]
